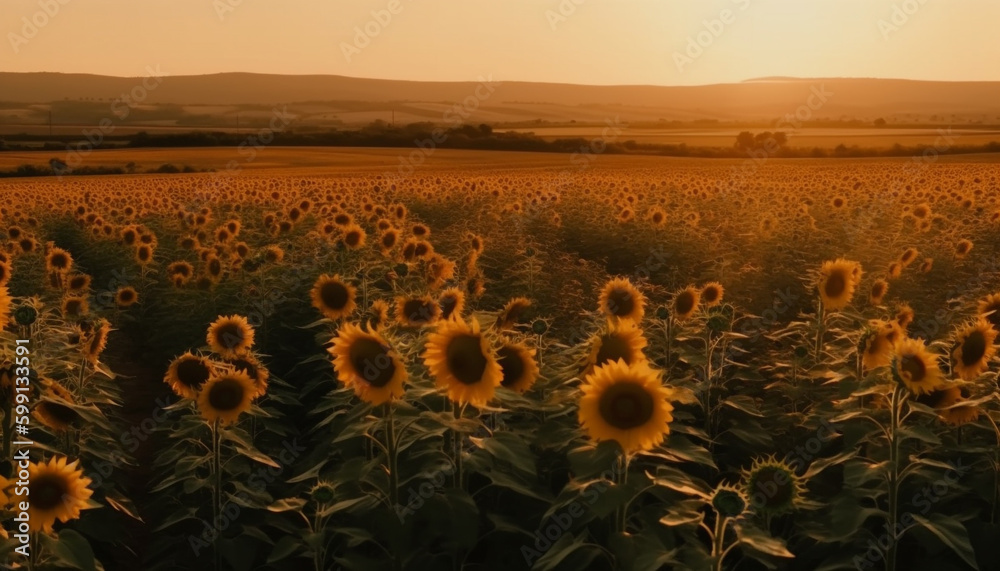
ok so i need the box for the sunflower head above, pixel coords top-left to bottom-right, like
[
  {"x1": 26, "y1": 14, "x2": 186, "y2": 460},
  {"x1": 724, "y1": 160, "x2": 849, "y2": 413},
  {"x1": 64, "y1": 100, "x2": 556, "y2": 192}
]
[
  {"x1": 977, "y1": 293, "x2": 1000, "y2": 331},
  {"x1": 598, "y1": 278, "x2": 645, "y2": 323},
  {"x1": 115, "y1": 286, "x2": 139, "y2": 308},
  {"x1": 395, "y1": 295, "x2": 441, "y2": 327},
  {"x1": 496, "y1": 297, "x2": 532, "y2": 331},
  {"x1": 310, "y1": 274, "x2": 357, "y2": 321},
  {"x1": 578, "y1": 359, "x2": 673, "y2": 454},
  {"x1": 33, "y1": 382, "x2": 80, "y2": 433},
  {"x1": 328, "y1": 323, "x2": 407, "y2": 405},
  {"x1": 497, "y1": 342, "x2": 540, "y2": 394},
  {"x1": 700, "y1": 282, "x2": 724, "y2": 308},
  {"x1": 950, "y1": 319, "x2": 997, "y2": 382},
  {"x1": 869, "y1": 279, "x2": 888, "y2": 306},
  {"x1": 671, "y1": 286, "x2": 700, "y2": 321},
  {"x1": 891, "y1": 338, "x2": 947, "y2": 396},
  {"x1": 817, "y1": 259, "x2": 861, "y2": 311},
  {"x1": 711, "y1": 484, "x2": 748, "y2": 518},
  {"x1": 438, "y1": 288, "x2": 466, "y2": 321},
  {"x1": 27, "y1": 456, "x2": 94, "y2": 533},
  {"x1": 587, "y1": 320, "x2": 648, "y2": 374},
  {"x1": 206, "y1": 315, "x2": 255, "y2": 359},
  {"x1": 421, "y1": 318, "x2": 502, "y2": 408},
  {"x1": 197, "y1": 371, "x2": 256, "y2": 425},
  {"x1": 227, "y1": 354, "x2": 269, "y2": 399},
  {"x1": 165, "y1": 352, "x2": 213, "y2": 399},
  {"x1": 915, "y1": 384, "x2": 980, "y2": 427},
  {"x1": 742, "y1": 456, "x2": 805, "y2": 515},
  {"x1": 861, "y1": 320, "x2": 902, "y2": 372}
]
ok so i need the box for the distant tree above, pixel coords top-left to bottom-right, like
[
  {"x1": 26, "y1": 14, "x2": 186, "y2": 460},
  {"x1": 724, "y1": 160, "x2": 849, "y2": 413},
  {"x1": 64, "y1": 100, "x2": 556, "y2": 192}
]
[
  {"x1": 773, "y1": 132, "x2": 788, "y2": 147},
  {"x1": 478, "y1": 124, "x2": 493, "y2": 136},
  {"x1": 735, "y1": 131, "x2": 755, "y2": 150},
  {"x1": 49, "y1": 157, "x2": 68, "y2": 174},
  {"x1": 874, "y1": 118, "x2": 887, "y2": 127}
]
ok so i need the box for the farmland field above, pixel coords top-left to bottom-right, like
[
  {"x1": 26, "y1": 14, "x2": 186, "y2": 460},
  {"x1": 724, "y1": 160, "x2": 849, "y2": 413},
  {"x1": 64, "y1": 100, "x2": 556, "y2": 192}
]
[{"x1": 1, "y1": 149, "x2": 999, "y2": 570}]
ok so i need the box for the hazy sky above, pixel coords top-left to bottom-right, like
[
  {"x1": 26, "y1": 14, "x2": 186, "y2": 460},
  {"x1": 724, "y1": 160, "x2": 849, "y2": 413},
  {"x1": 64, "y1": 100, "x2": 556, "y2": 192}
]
[{"x1": 4, "y1": 0, "x2": 998, "y2": 85}]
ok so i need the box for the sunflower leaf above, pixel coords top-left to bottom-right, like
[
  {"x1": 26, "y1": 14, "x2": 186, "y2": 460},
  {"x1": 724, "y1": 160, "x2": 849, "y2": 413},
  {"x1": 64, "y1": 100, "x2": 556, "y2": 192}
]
[{"x1": 910, "y1": 512, "x2": 980, "y2": 570}]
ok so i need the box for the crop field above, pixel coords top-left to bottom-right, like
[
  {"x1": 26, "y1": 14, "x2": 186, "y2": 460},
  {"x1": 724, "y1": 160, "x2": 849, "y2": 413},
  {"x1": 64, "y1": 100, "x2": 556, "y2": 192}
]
[{"x1": 1, "y1": 153, "x2": 999, "y2": 570}]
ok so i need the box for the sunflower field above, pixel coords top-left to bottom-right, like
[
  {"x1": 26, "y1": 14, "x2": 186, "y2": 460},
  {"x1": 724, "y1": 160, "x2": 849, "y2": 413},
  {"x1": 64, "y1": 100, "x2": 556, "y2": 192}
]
[{"x1": 0, "y1": 159, "x2": 999, "y2": 570}]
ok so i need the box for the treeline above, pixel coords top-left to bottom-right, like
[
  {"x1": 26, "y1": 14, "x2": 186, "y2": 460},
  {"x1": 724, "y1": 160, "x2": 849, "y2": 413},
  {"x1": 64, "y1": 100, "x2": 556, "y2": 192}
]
[
  {"x1": 0, "y1": 163, "x2": 212, "y2": 178},
  {"x1": 1, "y1": 122, "x2": 999, "y2": 163}
]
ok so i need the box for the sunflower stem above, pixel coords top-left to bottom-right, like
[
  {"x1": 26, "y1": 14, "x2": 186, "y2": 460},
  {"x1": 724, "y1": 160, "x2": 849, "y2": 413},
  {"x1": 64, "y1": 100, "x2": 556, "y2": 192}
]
[
  {"x1": 385, "y1": 402, "x2": 402, "y2": 571},
  {"x1": 211, "y1": 419, "x2": 223, "y2": 571},
  {"x1": 711, "y1": 513, "x2": 729, "y2": 571},
  {"x1": 886, "y1": 383, "x2": 904, "y2": 571},
  {"x1": 813, "y1": 299, "x2": 826, "y2": 362}
]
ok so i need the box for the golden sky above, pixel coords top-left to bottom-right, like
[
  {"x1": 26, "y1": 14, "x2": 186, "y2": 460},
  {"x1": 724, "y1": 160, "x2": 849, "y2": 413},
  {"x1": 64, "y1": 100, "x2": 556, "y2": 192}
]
[{"x1": 4, "y1": 0, "x2": 998, "y2": 85}]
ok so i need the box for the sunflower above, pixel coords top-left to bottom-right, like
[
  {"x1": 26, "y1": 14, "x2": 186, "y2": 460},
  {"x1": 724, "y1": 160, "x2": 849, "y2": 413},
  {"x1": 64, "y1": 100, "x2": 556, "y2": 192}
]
[
  {"x1": 340, "y1": 224, "x2": 367, "y2": 249},
  {"x1": 671, "y1": 286, "x2": 700, "y2": 321},
  {"x1": 950, "y1": 319, "x2": 997, "y2": 381},
  {"x1": 27, "y1": 456, "x2": 94, "y2": 533},
  {"x1": 438, "y1": 287, "x2": 466, "y2": 321},
  {"x1": 263, "y1": 245, "x2": 284, "y2": 264},
  {"x1": 395, "y1": 295, "x2": 440, "y2": 327},
  {"x1": 817, "y1": 259, "x2": 861, "y2": 311},
  {"x1": 899, "y1": 247, "x2": 919, "y2": 267},
  {"x1": 85, "y1": 318, "x2": 111, "y2": 363},
  {"x1": 206, "y1": 315, "x2": 255, "y2": 358},
  {"x1": 700, "y1": 282, "x2": 724, "y2": 308},
  {"x1": 919, "y1": 258, "x2": 933, "y2": 273},
  {"x1": 895, "y1": 304, "x2": 915, "y2": 331},
  {"x1": 167, "y1": 261, "x2": 194, "y2": 286},
  {"x1": 61, "y1": 296, "x2": 89, "y2": 318},
  {"x1": 892, "y1": 338, "x2": 947, "y2": 396},
  {"x1": 742, "y1": 456, "x2": 806, "y2": 515},
  {"x1": 497, "y1": 342, "x2": 540, "y2": 394},
  {"x1": 955, "y1": 239, "x2": 973, "y2": 259},
  {"x1": 115, "y1": 286, "x2": 139, "y2": 308},
  {"x1": 861, "y1": 320, "x2": 903, "y2": 371},
  {"x1": 586, "y1": 320, "x2": 648, "y2": 374},
  {"x1": 578, "y1": 359, "x2": 673, "y2": 454},
  {"x1": 165, "y1": 352, "x2": 213, "y2": 399},
  {"x1": 310, "y1": 274, "x2": 357, "y2": 321},
  {"x1": 329, "y1": 323, "x2": 407, "y2": 405},
  {"x1": 66, "y1": 273, "x2": 90, "y2": 292},
  {"x1": 711, "y1": 484, "x2": 748, "y2": 518},
  {"x1": 869, "y1": 279, "x2": 889, "y2": 306},
  {"x1": 978, "y1": 293, "x2": 1000, "y2": 331},
  {"x1": 365, "y1": 299, "x2": 391, "y2": 331},
  {"x1": 45, "y1": 247, "x2": 73, "y2": 274},
  {"x1": 598, "y1": 278, "x2": 645, "y2": 322},
  {"x1": 496, "y1": 297, "x2": 532, "y2": 330},
  {"x1": 422, "y1": 318, "x2": 502, "y2": 408},
  {"x1": 33, "y1": 382, "x2": 80, "y2": 433},
  {"x1": 226, "y1": 354, "x2": 269, "y2": 398},
  {"x1": 135, "y1": 244, "x2": 154, "y2": 266},
  {"x1": 916, "y1": 384, "x2": 980, "y2": 427},
  {"x1": 197, "y1": 371, "x2": 256, "y2": 425}
]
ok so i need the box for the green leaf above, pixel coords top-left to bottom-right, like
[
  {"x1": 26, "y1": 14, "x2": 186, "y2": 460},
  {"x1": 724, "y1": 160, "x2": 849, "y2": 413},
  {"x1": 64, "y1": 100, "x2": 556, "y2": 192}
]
[
  {"x1": 47, "y1": 529, "x2": 97, "y2": 571},
  {"x1": 910, "y1": 513, "x2": 979, "y2": 570},
  {"x1": 267, "y1": 498, "x2": 307, "y2": 513},
  {"x1": 267, "y1": 535, "x2": 305, "y2": 563},
  {"x1": 735, "y1": 523, "x2": 794, "y2": 558}
]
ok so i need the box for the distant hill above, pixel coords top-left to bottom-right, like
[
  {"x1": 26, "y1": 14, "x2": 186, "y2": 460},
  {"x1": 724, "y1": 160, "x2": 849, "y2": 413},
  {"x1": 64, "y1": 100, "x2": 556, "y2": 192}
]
[{"x1": 2, "y1": 72, "x2": 999, "y2": 125}]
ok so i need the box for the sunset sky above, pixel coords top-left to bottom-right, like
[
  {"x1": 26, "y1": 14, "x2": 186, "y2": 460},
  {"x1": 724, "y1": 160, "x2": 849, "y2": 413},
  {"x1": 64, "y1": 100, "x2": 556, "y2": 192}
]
[{"x1": 4, "y1": 0, "x2": 998, "y2": 86}]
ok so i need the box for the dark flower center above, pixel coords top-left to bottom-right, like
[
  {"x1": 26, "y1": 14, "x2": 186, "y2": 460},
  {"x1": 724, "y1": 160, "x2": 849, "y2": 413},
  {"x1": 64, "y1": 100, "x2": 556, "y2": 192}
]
[
  {"x1": 598, "y1": 382, "x2": 654, "y2": 429},
  {"x1": 446, "y1": 335, "x2": 488, "y2": 385}
]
